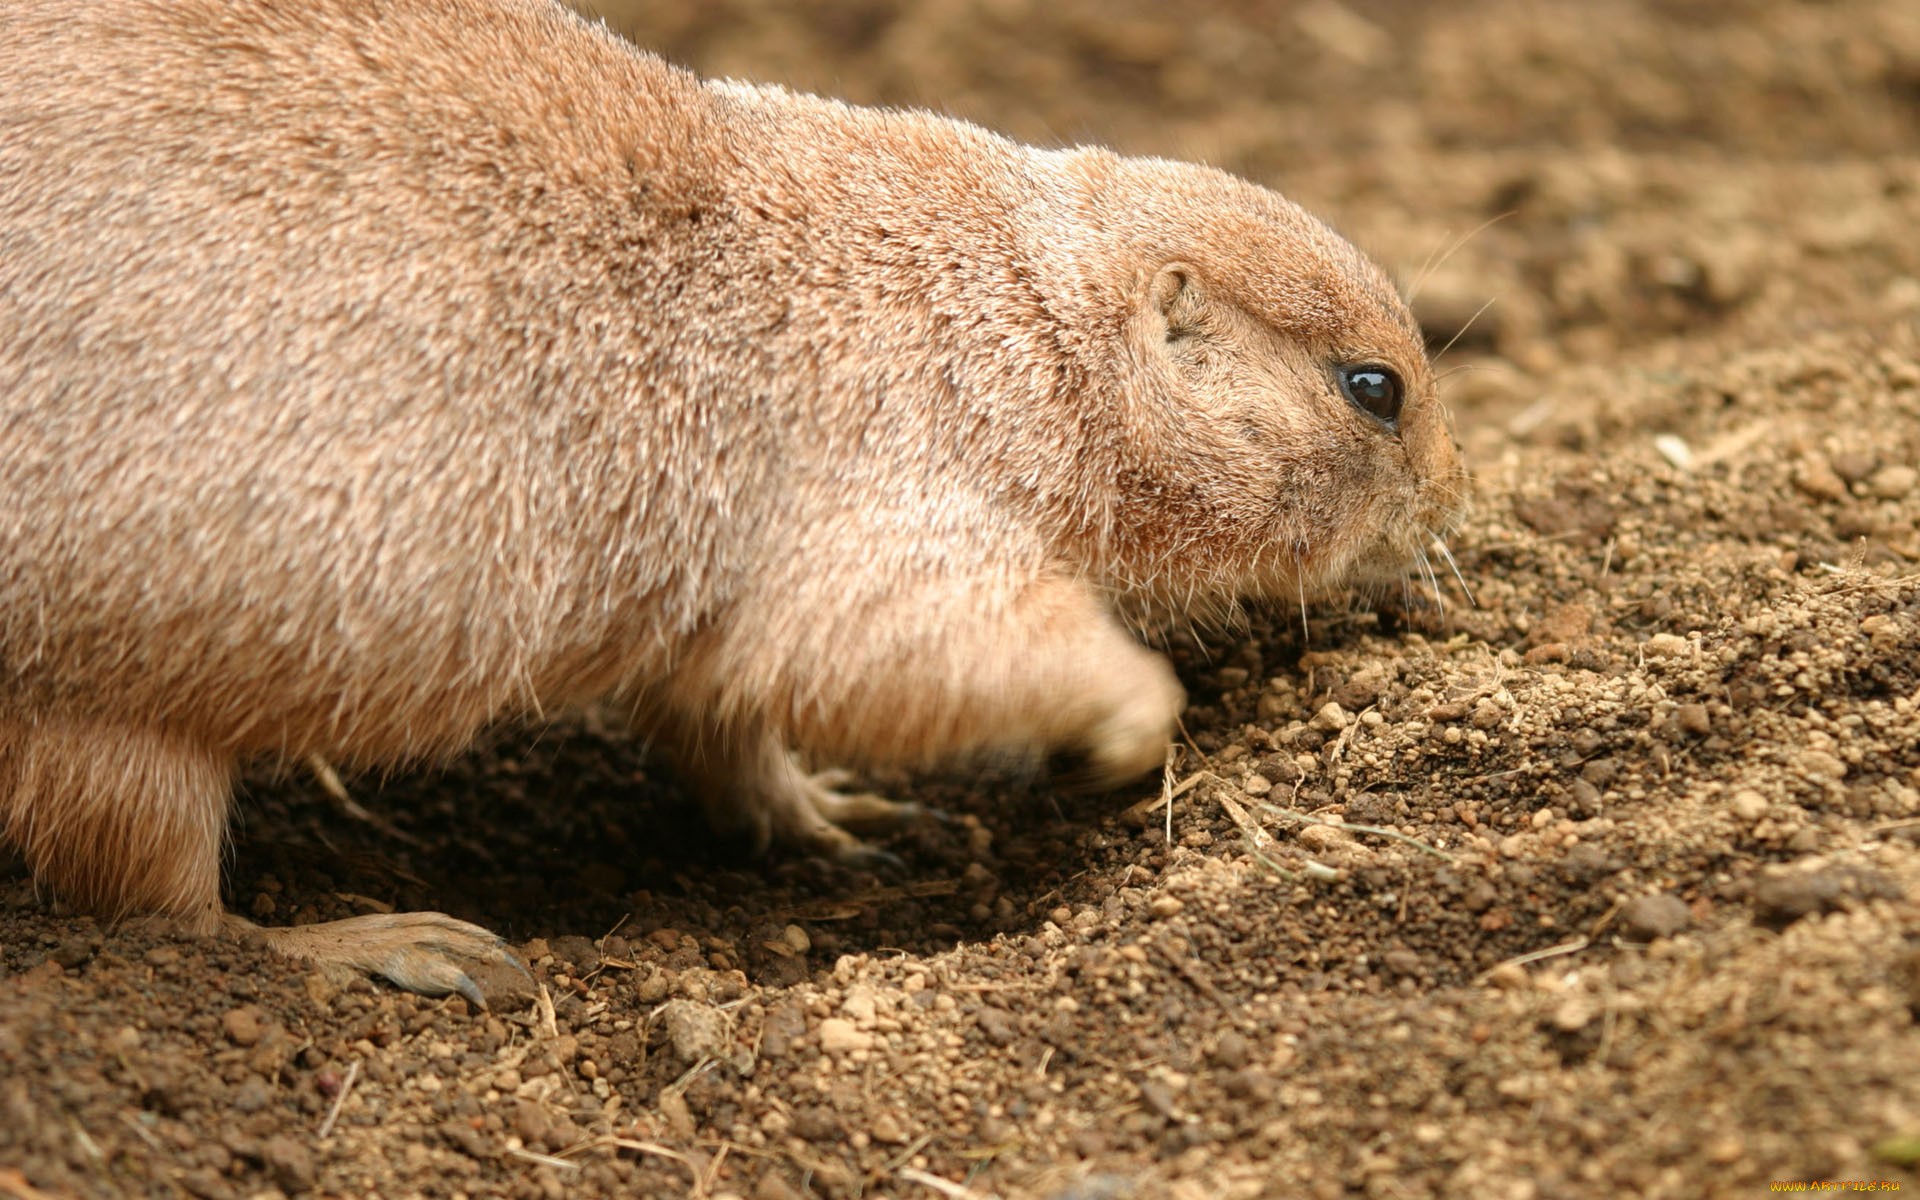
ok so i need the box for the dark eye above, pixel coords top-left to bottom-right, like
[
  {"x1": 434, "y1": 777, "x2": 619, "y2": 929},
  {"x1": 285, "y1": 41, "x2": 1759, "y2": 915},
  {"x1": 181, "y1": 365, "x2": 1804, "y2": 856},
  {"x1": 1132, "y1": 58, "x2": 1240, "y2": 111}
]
[{"x1": 1338, "y1": 364, "x2": 1404, "y2": 429}]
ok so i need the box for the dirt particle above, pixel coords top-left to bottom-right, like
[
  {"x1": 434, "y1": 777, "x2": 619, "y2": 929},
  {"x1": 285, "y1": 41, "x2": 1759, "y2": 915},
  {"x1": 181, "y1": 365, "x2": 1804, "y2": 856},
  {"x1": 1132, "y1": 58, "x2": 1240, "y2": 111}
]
[
  {"x1": 1752, "y1": 870, "x2": 1846, "y2": 928},
  {"x1": 754, "y1": 1173, "x2": 806, "y2": 1200},
  {"x1": 1865, "y1": 464, "x2": 1918, "y2": 499},
  {"x1": 1792, "y1": 453, "x2": 1849, "y2": 502},
  {"x1": 660, "y1": 998, "x2": 731, "y2": 1063},
  {"x1": 262, "y1": 1133, "x2": 317, "y2": 1192},
  {"x1": 1794, "y1": 749, "x2": 1848, "y2": 782},
  {"x1": 222, "y1": 1006, "x2": 263, "y2": 1046},
  {"x1": 1830, "y1": 449, "x2": 1880, "y2": 484},
  {"x1": 818, "y1": 1017, "x2": 871, "y2": 1054},
  {"x1": 1729, "y1": 790, "x2": 1770, "y2": 822},
  {"x1": 1620, "y1": 893, "x2": 1692, "y2": 941},
  {"x1": 1309, "y1": 702, "x2": 1349, "y2": 733},
  {"x1": 976, "y1": 1006, "x2": 1019, "y2": 1047}
]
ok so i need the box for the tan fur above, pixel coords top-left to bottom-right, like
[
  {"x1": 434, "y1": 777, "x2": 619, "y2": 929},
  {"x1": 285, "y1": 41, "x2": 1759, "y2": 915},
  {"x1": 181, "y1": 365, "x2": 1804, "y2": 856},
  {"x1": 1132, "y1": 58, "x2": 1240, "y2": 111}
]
[{"x1": 0, "y1": 0, "x2": 1465, "y2": 993}]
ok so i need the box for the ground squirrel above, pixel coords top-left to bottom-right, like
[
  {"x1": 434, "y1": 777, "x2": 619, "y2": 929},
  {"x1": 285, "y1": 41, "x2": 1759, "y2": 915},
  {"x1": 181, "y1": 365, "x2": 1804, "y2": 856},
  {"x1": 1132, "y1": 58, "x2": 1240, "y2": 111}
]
[{"x1": 0, "y1": 0, "x2": 1466, "y2": 999}]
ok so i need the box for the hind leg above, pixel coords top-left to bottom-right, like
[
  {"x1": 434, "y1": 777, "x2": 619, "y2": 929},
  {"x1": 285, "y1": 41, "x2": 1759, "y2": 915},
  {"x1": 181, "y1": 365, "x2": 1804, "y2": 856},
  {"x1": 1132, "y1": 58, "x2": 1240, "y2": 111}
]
[{"x1": 0, "y1": 715, "x2": 514, "y2": 1004}]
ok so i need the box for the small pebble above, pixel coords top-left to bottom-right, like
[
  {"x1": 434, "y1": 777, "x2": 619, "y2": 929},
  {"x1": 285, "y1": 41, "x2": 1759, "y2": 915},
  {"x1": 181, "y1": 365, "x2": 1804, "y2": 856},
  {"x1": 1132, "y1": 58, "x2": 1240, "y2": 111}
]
[
  {"x1": 1794, "y1": 748, "x2": 1847, "y2": 782},
  {"x1": 222, "y1": 1006, "x2": 263, "y2": 1047},
  {"x1": 1729, "y1": 790, "x2": 1770, "y2": 822},
  {"x1": 1865, "y1": 464, "x2": 1917, "y2": 499},
  {"x1": 1309, "y1": 701, "x2": 1349, "y2": 733},
  {"x1": 1619, "y1": 893, "x2": 1691, "y2": 941},
  {"x1": 1792, "y1": 454, "x2": 1848, "y2": 502},
  {"x1": 817, "y1": 1018, "x2": 872, "y2": 1054}
]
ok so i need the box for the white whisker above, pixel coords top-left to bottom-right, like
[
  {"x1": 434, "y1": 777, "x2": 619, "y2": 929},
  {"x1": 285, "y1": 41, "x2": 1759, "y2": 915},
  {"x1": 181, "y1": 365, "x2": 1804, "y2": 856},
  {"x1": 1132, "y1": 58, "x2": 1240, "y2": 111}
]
[{"x1": 1434, "y1": 538, "x2": 1476, "y2": 607}]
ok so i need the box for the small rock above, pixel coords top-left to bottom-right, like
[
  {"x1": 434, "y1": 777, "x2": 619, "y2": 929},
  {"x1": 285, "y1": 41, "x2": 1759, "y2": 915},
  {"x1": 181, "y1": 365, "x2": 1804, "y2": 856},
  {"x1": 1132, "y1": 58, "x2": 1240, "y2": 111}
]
[
  {"x1": 1331, "y1": 673, "x2": 1384, "y2": 712},
  {"x1": 548, "y1": 934, "x2": 601, "y2": 974},
  {"x1": 1642, "y1": 633, "x2": 1690, "y2": 657},
  {"x1": 1675, "y1": 704, "x2": 1711, "y2": 736},
  {"x1": 659, "y1": 999, "x2": 731, "y2": 1064},
  {"x1": 1309, "y1": 702, "x2": 1349, "y2": 733},
  {"x1": 1729, "y1": 789, "x2": 1770, "y2": 822},
  {"x1": 1794, "y1": 748, "x2": 1848, "y2": 782},
  {"x1": 1380, "y1": 949, "x2": 1425, "y2": 979},
  {"x1": 817, "y1": 1018, "x2": 872, "y2": 1055},
  {"x1": 1559, "y1": 844, "x2": 1619, "y2": 882},
  {"x1": 1866, "y1": 464, "x2": 1918, "y2": 499},
  {"x1": 261, "y1": 1134, "x2": 317, "y2": 1192},
  {"x1": 51, "y1": 935, "x2": 99, "y2": 969},
  {"x1": 1148, "y1": 896, "x2": 1185, "y2": 919},
  {"x1": 1550, "y1": 995, "x2": 1595, "y2": 1032},
  {"x1": 657, "y1": 1089, "x2": 696, "y2": 1141},
  {"x1": 1830, "y1": 449, "x2": 1880, "y2": 484},
  {"x1": 232, "y1": 1077, "x2": 273, "y2": 1114},
  {"x1": 1620, "y1": 893, "x2": 1691, "y2": 941},
  {"x1": 303, "y1": 972, "x2": 340, "y2": 1009},
  {"x1": 1295, "y1": 824, "x2": 1348, "y2": 852},
  {"x1": 754, "y1": 1172, "x2": 806, "y2": 1200},
  {"x1": 1485, "y1": 963, "x2": 1531, "y2": 990},
  {"x1": 513, "y1": 1099, "x2": 550, "y2": 1146},
  {"x1": 1581, "y1": 757, "x2": 1621, "y2": 787},
  {"x1": 1752, "y1": 870, "x2": 1845, "y2": 928},
  {"x1": 792, "y1": 1105, "x2": 840, "y2": 1141},
  {"x1": 1652, "y1": 433, "x2": 1693, "y2": 470},
  {"x1": 975, "y1": 1007, "x2": 1018, "y2": 1047},
  {"x1": 1256, "y1": 755, "x2": 1302, "y2": 785},
  {"x1": 1567, "y1": 778, "x2": 1603, "y2": 817},
  {"x1": 842, "y1": 986, "x2": 878, "y2": 1026},
  {"x1": 1792, "y1": 455, "x2": 1849, "y2": 502},
  {"x1": 1211, "y1": 1030, "x2": 1251, "y2": 1069},
  {"x1": 1138, "y1": 1078, "x2": 1181, "y2": 1119},
  {"x1": 222, "y1": 1007, "x2": 263, "y2": 1047}
]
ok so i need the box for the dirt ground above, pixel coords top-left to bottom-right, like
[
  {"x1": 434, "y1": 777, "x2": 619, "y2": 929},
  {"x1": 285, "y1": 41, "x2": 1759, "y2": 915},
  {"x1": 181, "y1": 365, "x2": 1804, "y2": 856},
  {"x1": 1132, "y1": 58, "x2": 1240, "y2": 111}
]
[{"x1": 5, "y1": 1, "x2": 1920, "y2": 1197}]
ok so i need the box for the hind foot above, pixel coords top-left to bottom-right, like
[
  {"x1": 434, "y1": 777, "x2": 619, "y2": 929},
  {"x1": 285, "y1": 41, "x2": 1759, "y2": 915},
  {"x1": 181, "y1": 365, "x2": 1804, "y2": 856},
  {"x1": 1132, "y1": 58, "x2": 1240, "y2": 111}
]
[{"x1": 220, "y1": 910, "x2": 524, "y2": 1008}]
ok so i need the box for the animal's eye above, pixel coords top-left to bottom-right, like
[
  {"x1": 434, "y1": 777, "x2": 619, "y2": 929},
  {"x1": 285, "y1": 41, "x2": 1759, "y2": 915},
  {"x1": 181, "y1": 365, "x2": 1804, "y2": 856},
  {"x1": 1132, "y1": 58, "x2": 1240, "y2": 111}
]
[{"x1": 1338, "y1": 364, "x2": 1404, "y2": 429}]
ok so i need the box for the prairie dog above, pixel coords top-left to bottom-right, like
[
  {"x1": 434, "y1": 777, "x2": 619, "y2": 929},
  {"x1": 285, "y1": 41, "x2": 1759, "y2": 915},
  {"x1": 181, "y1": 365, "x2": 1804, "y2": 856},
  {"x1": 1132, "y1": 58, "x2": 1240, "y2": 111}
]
[{"x1": 0, "y1": 0, "x2": 1466, "y2": 998}]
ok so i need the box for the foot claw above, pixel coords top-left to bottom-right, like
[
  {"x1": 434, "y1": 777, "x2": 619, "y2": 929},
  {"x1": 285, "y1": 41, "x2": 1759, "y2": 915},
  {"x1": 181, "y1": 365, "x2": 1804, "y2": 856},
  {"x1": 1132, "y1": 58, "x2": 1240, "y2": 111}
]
[{"x1": 833, "y1": 843, "x2": 907, "y2": 873}]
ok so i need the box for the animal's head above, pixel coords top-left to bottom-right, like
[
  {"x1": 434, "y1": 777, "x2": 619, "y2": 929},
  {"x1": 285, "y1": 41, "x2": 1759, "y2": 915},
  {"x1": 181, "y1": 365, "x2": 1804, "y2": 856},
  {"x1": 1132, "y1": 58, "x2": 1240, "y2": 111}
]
[{"x1": 1028, "y1": 148, "x2": 1468, "y2": 625}]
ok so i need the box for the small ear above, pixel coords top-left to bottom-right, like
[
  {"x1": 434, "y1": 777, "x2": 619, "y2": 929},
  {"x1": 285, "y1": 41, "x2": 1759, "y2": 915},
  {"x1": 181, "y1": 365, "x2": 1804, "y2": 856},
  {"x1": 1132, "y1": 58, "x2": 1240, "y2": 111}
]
[{"x1": 1150, "y1": 264, "x2": 1205, "y2": 343}]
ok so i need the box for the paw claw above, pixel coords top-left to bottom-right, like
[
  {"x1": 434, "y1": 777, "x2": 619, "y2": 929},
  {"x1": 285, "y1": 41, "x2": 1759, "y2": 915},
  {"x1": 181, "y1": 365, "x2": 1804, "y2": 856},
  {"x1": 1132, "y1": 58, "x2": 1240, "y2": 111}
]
[{"x1": 834, "y1": 843, "x2": 907, "y2": 873}]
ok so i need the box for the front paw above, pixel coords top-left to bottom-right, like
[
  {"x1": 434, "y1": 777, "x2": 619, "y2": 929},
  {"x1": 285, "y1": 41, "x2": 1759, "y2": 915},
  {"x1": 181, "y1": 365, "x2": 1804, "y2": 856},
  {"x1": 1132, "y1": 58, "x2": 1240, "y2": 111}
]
[{"x1": 1057, "y1": 652, "x2": 1184, "y2": 789}]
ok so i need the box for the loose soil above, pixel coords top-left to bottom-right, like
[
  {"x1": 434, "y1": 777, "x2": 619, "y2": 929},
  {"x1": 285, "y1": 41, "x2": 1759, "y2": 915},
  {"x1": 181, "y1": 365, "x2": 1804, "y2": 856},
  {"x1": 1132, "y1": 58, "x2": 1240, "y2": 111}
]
[{"x1": 5, "y1": 2, "x2": 1920, "y2": 1198}]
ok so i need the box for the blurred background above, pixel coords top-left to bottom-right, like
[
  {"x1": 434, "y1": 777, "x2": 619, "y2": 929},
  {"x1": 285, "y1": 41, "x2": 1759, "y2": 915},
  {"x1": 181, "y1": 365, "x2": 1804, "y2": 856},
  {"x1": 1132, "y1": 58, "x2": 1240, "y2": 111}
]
[{"x1": 579, "y1": 0, "x2": 1920, "y2": 457}]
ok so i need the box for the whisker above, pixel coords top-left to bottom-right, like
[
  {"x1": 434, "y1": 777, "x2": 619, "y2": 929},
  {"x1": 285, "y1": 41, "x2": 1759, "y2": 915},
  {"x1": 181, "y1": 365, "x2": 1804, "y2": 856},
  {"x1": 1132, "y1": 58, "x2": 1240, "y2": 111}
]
[
  {"x1": 1434, "y1": 361, "x2": 1496, "y2": 386},
  {"x1": 1434, "y1": 295, "x2": 1498, "y2": 361},
  {"x1": 1415, "y1": 545, "x2": 1445, "y2": 619},
  {"x1": 1406, "y1": 211, "x2": 1515, "y2": 303},
  {"x1": 1435, "y1": 538, "x2": 1477, "y2": 607}
]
